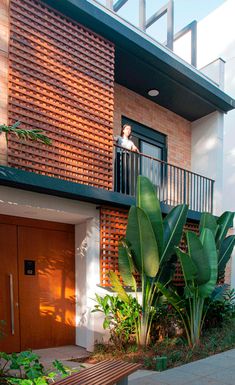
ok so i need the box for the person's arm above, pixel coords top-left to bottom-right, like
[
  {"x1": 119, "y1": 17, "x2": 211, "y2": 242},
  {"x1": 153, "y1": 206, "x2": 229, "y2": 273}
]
[{"x1": 131, "y1": 143, "x2": 139, "y2": 152}]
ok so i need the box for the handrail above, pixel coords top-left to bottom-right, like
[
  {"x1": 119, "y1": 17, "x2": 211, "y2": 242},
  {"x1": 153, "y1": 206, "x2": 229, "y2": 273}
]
[
  {"x1": 113, "y1": 144, "x2": 214, "y2": 213},
  {"x1": 114, "y1": 144, "x2": 214, "y2": 183}
]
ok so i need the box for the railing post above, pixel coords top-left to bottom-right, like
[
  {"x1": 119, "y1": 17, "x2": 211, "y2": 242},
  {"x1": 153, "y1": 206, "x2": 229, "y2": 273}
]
[
  {"x1": 183, "y1": 169, "x2": 187, "y2": 205},
  {"x1": 211, "y1": 180, "x2": 214, "y2": 213}
]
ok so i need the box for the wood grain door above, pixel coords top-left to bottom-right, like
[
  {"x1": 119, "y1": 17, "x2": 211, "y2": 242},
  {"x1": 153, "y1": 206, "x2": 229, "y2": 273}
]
[
  {"x1": 18, "y1": 225, "x2": 75, "y2": 350},
  {"x1": 0, "y1": 224, "x2": 20, "y2": 353}
]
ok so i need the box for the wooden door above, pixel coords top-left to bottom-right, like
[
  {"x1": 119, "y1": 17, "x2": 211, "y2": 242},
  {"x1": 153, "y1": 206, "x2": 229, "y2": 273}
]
[
  {"x1": 0, "y1": 224, "x2": 20, "y2": 353},
  {"x1": 18, "y1": 225, "x2": 75, "y2": 350}
]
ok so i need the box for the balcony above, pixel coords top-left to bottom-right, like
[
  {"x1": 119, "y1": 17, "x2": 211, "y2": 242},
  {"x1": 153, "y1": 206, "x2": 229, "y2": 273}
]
[{"x1": 114, "y1": 145, "x2": 214, "y2": 213}]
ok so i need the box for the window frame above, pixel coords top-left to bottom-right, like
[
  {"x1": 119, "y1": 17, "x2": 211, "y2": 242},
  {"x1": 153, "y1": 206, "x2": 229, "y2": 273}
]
[{"x1": 121, "y1": 116, "x2": 168, "y2": 162}]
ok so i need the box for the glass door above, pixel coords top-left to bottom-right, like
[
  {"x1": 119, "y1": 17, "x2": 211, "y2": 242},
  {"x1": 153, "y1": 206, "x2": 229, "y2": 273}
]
[{"x1": 140, "y1": 141, "x2": 163, "y2": 187}]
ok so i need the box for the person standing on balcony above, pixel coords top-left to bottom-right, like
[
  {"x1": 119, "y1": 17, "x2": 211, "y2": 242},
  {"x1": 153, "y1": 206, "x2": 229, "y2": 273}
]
[
  {"x1": 115, "y1": 123, "x2": 139, "y2": 194},
  {"x1": 116, "y1": 124, "x2": 139, "y2": 153}
]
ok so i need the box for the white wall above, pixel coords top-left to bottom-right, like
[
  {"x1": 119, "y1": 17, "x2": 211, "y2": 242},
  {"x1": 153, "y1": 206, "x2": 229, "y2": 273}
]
[
  {"x1": 191, "y1": 111, "x2": 224, "y2": 216},
  {"x1": 175, "y1": 0, "x2": 235, "y2": 287}
]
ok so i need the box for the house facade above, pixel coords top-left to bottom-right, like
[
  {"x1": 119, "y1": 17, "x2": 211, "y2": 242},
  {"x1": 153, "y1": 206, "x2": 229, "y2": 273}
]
[{"x1": 0, "y1": 0, "x2": 234, "y2": 353}]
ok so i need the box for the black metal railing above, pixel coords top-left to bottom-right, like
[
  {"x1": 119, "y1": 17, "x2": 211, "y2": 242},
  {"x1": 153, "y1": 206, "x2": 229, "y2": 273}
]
[{"x1": 114, "y1": 145, "x2": 214, "y2": 213}]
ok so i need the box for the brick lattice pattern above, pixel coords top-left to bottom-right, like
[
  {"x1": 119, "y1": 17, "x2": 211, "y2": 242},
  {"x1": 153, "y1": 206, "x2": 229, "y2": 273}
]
[
  {"x1": 100, "y1": 206, "x2": 199, "y2": 287},
  {"x1": 8, "y1": 0, "x2": 114, "y2": 189}
]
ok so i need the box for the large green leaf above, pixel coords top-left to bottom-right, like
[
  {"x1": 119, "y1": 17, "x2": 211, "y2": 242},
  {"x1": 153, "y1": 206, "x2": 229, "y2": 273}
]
[
  {"x1": 108, "y1": 271, "x2": 130, "y2": 303},
  {"x1": 161, "y1": 204, "x2": 188, "y2": 264},
  {"x1": 136, "y1": 176, "x2": 164, "y2": 256},
  {"x1": 186, "y1": 231, "x2": 210, "y2": 285},
  {"x1": 126, "y1": 206, "x2": 159, "y2": 277},
  {"x1": 198, "y1": 228, "x2": 218, "y2": 298},
  {"x1": 218, "y1": 235, "x2": 235, "y2": 277},
  {"x1": 215, "y1": 212, "x2": 234, "y2": 247},
  {"x1": 175, "y1": 247, "x2": 197, "y2": 284},
  {"x1": 118, "y1": 239, "x2": 137, "y2": 290},
  {"x1": 156, "y1": 281, "x2": 182, "y2": 310},
  {"x1": 199, "y1": 213, "x2": 218, "y2": 236}
]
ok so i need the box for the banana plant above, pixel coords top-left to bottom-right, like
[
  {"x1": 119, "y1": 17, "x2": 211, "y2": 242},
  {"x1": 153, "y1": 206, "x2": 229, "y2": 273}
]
[
  {"x1": 109, "y1": 176, "x2": 188, "y2": 346},
  {"x1": 199, "y1": 211, "x2": 235, "y2": 280},
  {"x1": 161, "y1": 210, "x2": 235, "y2": 348},
  {"x1": 175, "y1": 229, "x2": 217, "y2": 347}
]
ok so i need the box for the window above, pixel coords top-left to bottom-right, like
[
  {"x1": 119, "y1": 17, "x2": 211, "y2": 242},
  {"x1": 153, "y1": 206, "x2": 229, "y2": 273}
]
[{"x1": 122, "y1": 117, "x2": 167, "y2": 189}]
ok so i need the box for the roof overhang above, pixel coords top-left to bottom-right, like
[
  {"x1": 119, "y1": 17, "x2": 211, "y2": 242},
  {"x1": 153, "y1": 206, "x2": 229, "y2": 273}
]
[{"x1": 41, "y1": 0, "x2": 235, "y2": 121}]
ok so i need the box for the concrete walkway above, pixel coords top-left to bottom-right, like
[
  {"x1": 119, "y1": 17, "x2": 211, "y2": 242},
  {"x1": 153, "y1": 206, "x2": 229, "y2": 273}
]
[
  {"x1": 129, "y1": 348, "x2": 235, "y2": 385},
  {"x1": 33, "y1": 345, "x2": 89, "y2": 364}
]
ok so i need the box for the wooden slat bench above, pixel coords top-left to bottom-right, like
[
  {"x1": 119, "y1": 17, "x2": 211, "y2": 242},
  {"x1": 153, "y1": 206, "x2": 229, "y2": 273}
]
[{"x1": 54, "y1": 360, "x2": 141, "y2": 385}]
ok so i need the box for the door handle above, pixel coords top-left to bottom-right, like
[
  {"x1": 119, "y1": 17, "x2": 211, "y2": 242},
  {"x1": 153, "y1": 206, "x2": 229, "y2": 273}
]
[{"x1": 9, "y1": 274, "x2": 15, "y2": 335}]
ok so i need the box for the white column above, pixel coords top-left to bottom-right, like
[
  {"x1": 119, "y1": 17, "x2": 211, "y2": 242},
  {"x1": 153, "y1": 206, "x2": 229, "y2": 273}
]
[
  {"x1": 191, "y1": 111, "x2": 224, "y2": 216},
  {"x1": 75, "y1": 213, "x2": 106, "y2": 351}
]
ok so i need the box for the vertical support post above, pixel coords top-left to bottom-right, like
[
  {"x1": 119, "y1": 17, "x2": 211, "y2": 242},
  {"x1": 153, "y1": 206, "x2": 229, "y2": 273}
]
[
  {"x1": 211, "y1": 180, "x2": 214, "y2": 214},
  {"x1": 191, "y1": 20, "x2": 197, "y2": 67},
  {"x1": 183, "y1": 169, "x2": 187, "y2": 205},
  {"x1": 139, "y1": 0, "x2": 146, "y2": 30},
  {"x1": 166, "y1": 0, "x2": 174, "y2": 50},
  {"x1": 106, "y1": 0, "x2": 113, "y2": 10}
]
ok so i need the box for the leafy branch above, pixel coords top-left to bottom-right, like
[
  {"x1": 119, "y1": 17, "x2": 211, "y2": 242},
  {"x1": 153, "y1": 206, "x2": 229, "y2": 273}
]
[{"x1": 0, "y1": 122, "x2": 52, "y2": 146}]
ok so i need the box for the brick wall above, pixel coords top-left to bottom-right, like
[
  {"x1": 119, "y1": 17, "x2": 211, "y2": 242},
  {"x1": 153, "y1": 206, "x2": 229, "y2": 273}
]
[
  {"x1": 114, "y1": 83, "x2": 191, "y2": 169},
  {"x1": 7, "y1": 0, "x2": 115, "y2": 189},
  {"x1": 0, "y1": 0, "x2": 9, "y2": 165},
  {"x1": 100, "y1": 206, "x2": 199, "y2": 287}
]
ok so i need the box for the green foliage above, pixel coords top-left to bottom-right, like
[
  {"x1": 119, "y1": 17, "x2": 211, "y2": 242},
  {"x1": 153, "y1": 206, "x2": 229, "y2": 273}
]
[
  {"x1": 200, "y1": 212, "x2": 235, "y2": 280},
  {"x1": 0, "y1": 350, "x2": 78, "y2": 385},
  {"x1": 0, "y1": 122, "x2": 51, "y2": 146},
  {"x1": 204, "y1": 288, "x2": 235, "y2": 329},
  {"x1": 109, "y1": 176, "x2": 188, "y2": 346},
  {"x1": 162, "y1": 211, "x2": 235, "y2": 348},
  {"x1": 92, "y1": 293, "x2": 140, "y2": 348}
]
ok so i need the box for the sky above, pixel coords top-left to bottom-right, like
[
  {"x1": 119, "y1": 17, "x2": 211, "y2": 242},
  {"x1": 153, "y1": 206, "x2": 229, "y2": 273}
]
[{"x1": 96, "y1": 0, "x2": 226, "y2": 43}]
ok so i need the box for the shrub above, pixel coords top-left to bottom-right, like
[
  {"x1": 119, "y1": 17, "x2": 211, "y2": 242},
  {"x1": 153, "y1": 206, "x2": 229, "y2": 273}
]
[
  {"x1": 92, "y1": 293, "x2": 140, "y2": 349},
  {"x1": 204, "y1": 288, "x2": 235, "y2": 329},
  {"x1": 0, "y1": 350, "x2": 78, "y2": 385}
]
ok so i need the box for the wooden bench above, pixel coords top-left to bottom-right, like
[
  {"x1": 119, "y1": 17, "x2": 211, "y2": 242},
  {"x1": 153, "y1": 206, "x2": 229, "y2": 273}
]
[{"x1": 54, "y1": 359, "x2": 141, "y2": 385}]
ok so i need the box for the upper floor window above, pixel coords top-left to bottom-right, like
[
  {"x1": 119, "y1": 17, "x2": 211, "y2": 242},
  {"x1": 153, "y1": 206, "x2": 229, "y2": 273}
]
[{"x1": 122, "y1": 117, "x2": 167, "y2": 162}]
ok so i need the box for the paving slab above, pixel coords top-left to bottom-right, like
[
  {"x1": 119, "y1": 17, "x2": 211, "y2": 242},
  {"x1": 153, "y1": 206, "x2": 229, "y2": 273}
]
[
  {"x1": 129, "y1": 348, "x2": 235, "y2": 385},
  {"x1": 33, "y1": 345, "x2": 89, "y2": 364}
]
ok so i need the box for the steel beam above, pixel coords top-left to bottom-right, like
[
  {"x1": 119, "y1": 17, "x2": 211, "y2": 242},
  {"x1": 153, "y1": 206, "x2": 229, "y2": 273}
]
[
  {"x1": 139, "y1": 0, "x2": 146, "y2": 30},
  {"x1": 167, "y1": 0, "x2": 174, "y2": 50},
  {"x1": 113, "y1": 0, "x2": 128, "y2": 12},
  {"x1": 106, "y1": 0, "x2": 113, "y2": 9},
  {"x1": 145, "y1": 4, "x2": 167, "y2": 29},
  {"x1": 174, "y1": 20, "x2": 197, "y2": 67}
]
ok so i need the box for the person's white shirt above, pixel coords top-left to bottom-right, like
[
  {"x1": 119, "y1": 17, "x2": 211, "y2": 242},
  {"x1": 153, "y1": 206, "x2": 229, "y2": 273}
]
[{"x1": 116, "y1": 136, "x2": 135, "y2": 152}]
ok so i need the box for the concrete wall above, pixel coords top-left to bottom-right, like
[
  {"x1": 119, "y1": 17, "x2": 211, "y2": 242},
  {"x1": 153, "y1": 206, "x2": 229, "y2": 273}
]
[
  {"x1": 114, "y1": 83, "x2": 192, "y2": 170},
  {"x1": 191, "y1": 111, "x2": 224, "y2": 216},
  {"x1": 0, "y1": 0, "x2": 9, "y2": 164}
]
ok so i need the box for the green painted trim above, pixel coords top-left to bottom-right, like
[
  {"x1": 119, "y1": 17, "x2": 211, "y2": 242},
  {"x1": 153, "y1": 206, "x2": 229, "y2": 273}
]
[
  {"x1": 0, "y1": 166, "x2": 134, "y2": 208},
  {"x1": 42, "y1": 0, "x2": 235, "y2": 113},
  {"x1": 0, "y1": 166, "x2": 201, "y2": 221}
]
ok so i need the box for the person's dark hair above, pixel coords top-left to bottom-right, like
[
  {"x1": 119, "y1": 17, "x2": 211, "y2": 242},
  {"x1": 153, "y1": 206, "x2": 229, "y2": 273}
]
[{"x1": 120, "y1": 124, "x2": 132, "y2": 138}]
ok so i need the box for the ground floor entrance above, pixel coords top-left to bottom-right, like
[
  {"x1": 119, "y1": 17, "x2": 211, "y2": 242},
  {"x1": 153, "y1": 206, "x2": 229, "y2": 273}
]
[{"x1": 0, "y1": 214, "x2": 75, "y2": 353}]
